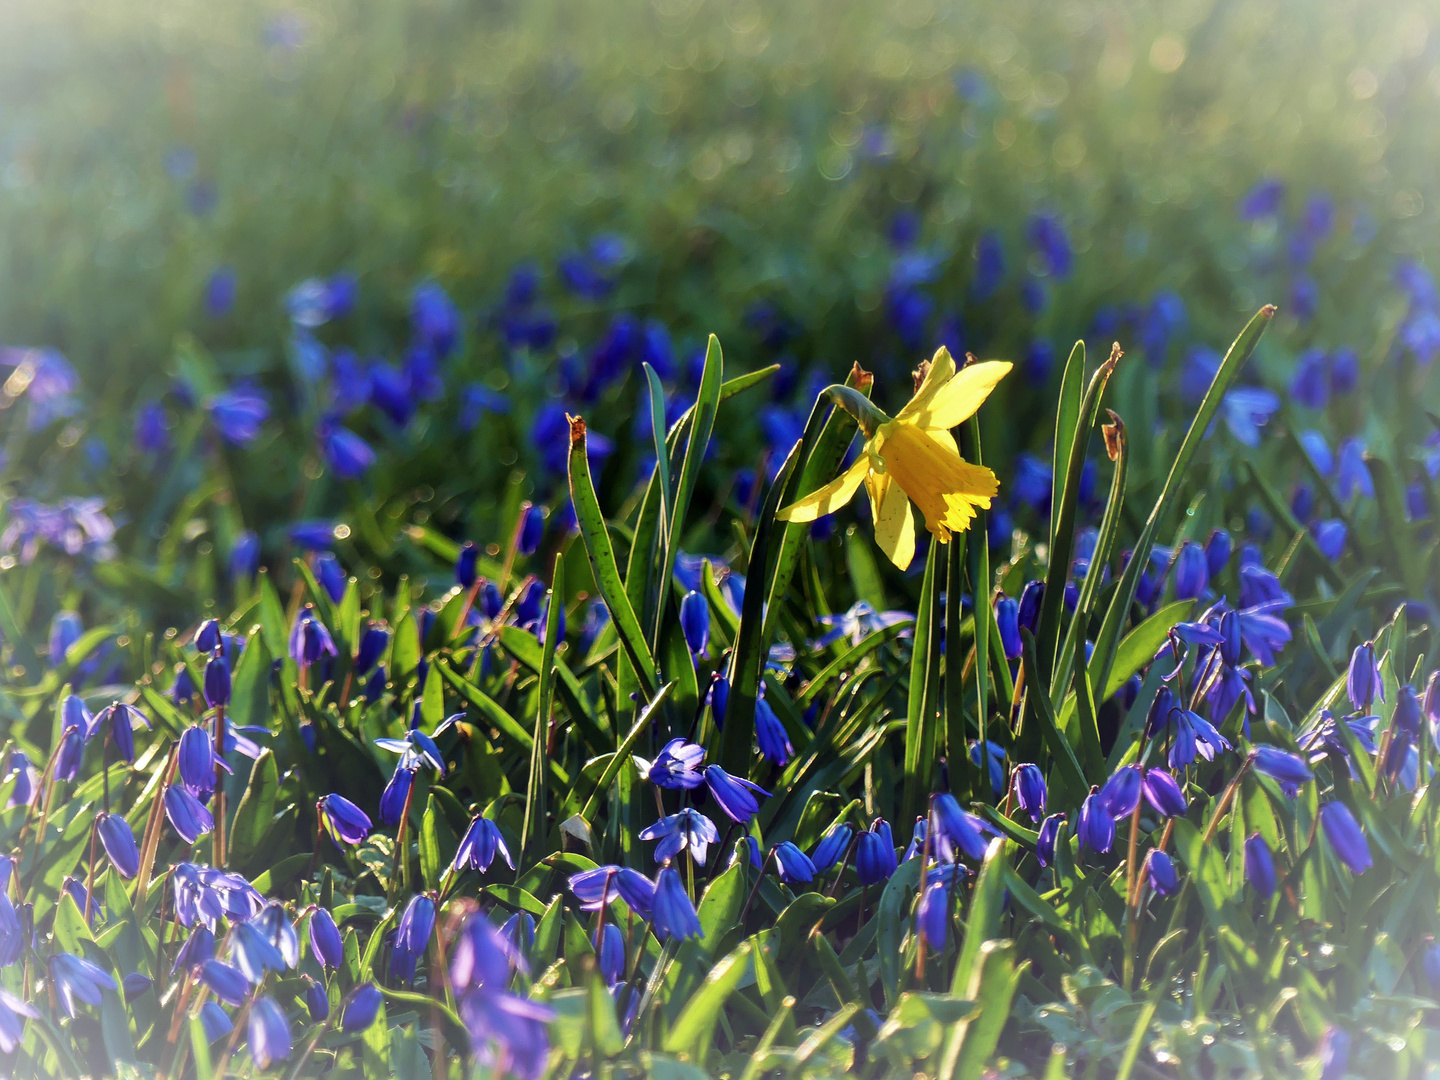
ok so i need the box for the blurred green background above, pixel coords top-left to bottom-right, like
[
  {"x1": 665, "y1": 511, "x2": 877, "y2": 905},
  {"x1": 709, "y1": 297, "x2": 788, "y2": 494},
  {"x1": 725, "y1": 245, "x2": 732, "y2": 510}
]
[{"x1": 2, "y1": 0, "x2": 1435, "y2": 394}]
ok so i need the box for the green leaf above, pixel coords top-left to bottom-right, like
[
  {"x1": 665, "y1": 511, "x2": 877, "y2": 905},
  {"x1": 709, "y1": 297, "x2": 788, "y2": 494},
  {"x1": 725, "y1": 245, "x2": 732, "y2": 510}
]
[
  {"x1": 660, "y1": 335, "x2": 724, "y2": 638},
  {"x1": 100, "y1": 988, "x2": 136, "y2": 1065},
  {"x1": 938, "y1": 940, "x2": 1024, "y2": 1080},
  {"x1": 878, "y1": 856, "x2": 922, "y2": 1007},
  {"x1": 1092, "y1": 306, "x2": 1275, "y2": 692},
  {"x1": 1037, "y1": 343, "x2": 1116, "y2": 695},
  {"x1": 437, "y1": 659, "x2": 570, "y2": 786},
  {"x1": 228, "y1": 747, "x2": 279, "y2": 865},
  {"x1": 568, "y1": 415, "x2": 659, "y2": 698},
  {"x1": 1101, "y1": 598, "x2": 1194, "y2": 702},
  {"x1": 54, "y1": 892, "x2": 94, "y2": 955},
  {"x1": 1021, "y1": 629, "x2": 1087, "y2": 802},
  {"x1": 951, "y1": 836, "x2": 1009, "y2": 994},
  {"x1": 762, "y1": 361, "x2": 867, "y2": 648},
  {"x1": 902, "y1": 540, "x2": 944, "y2": 829},
  {"x1": 589, "y1": 974, "x2": 625, "y2": 1058},
  {"x1": 661, "y1": 939, "x2": 753, "y2": 1066},
  {"x1": 419, "y1": 794, "x2": 455, "y2": 890},
  {"x1": 578, "y1": 682, "x2": 672, "y2": 824},
  {"x1": 521, "y1": 553, "x2": 565, "y2": 867},
  {"x1": 795, "y1": 619, "x2": 912, "y2": 709},
  {"x1": 696, "y1": 858, "x2": 746, "y2": 951},
  {"x1": 227, "y1": 625, "x2": 271, "y2": 732}
]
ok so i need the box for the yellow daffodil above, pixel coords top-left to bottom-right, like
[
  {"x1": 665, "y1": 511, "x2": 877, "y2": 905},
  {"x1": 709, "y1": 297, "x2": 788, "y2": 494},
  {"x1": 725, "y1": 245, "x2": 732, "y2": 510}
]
[{"x1": 777, "y1": 347, "x2": 1011, "y2": 570}]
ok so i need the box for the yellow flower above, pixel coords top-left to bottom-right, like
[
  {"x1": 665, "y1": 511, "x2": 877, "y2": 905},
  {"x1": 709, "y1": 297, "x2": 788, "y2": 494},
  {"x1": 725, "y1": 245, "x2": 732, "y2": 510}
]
[{"x1": 777, "y1": 347, "x2": 1011, "y2": 570}]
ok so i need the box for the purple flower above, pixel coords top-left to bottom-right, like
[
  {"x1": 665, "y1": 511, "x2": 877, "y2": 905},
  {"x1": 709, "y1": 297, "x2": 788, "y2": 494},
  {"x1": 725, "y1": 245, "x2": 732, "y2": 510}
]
[
  {"x1": 1289, "y1": 348, "x2": 1330, "y2": 410},
  {"x1": 230, "y1": 531, "x2": 261, "y2": 581},
  {"x1": 200, "y1": 959, "x2": 250, "y2": 1006},
  {"x1": 772, "y1": 841, "x2": 816, "y2": 884},
  {"x1": 1318, "y1": 1027, "x2": 1350, "y2": 1080},
  {"x1": 811, "y1": 825, "x2": 854, "y2": 874},
  {"x1": 453, "y1": 816, "x2": 513, "y2": 874},
  {"x1": 1347, "y1": 642, "x2": 1383, "y2": 712},
  {"x1": 642, "y1": 739, "x2": 706, "y2": 790},
  {"x1": 1238, "y1": 177, "x2": 1284, "y2": 220},
  {"x1": 639, "y1": 808, "x2": 719, "y2": 866},
  {"x1": 164, "y1": 785, "x2": 215, "y2": 844},
  {"x1": 1173, "y1": 541, "x2": 1208, "y2": 600},
  {"x1": 97, "y1": 813, "x2": 140, "y2": 878},
  {"x1": 1036, "y1": 814, "x2": 1064, "y2": 868},
  {"x1": 856, "y1": 822, "x2": 897, "y2": 884},
  {"x1": 1078, "y1": 789, "x2": 1115, "y2": 855},
  {"x1": 755, "y1": 695, "x2": 793, "y2": 766},
  {"x1": 703, "y1": 765, "x2": 770, "y2": 824},
  {"x1": 1145, "y1": 849, "x2": 1178, "y2": 896},
  {"x1": 1011, "y1": 764, "x2": 1046, "y2": 822},
  {"x1": 1319, "y1": 802, "x2": 1372, "y2": 874},
  {"x1": 289, "y1": 605, "x2": 339, "y2": 669},
  {"x1": 1205, "y1": 529, "x2": 1232, "y2": 577},
  {"x1": 321, "y1": 424, "x2": 375, "y2": 480},
  {"x1": 342, "y1": 983, "x2": 383, "y2": 1032},
  {"x1": 650, "y1": 867, "x2": 702, "y2": 942},
  {"x1": 203, "y1": 655, "x2": 230, "y2": 709},
  {"x1": 1336, "y1": 438, "x2": 1374, "y2": 501},
  {"x1": 1245, "y1": 833, "x2": 1277, "y2": 899},
  {"x1": 319, "y1": 794, "x2": 372, "y2": 845},
  {"x1": 931, "y1": 794, "x2": 994, "y2": 861},
  {"x1": 568, "y1": 867, "x2": 656, "y2": 918},
  {"x1": 1251, "y1": 746, "x2": 1313, "y2": 787},
  {"x1": 389, "y1": 894, "x2": 436, "y2": 985},
  {"x1": 208, "y1": 389, "x2": 269, "y2": 445},
  {"x1": 50, "y1": 953, "x2": 118, "y2": 1017},
  {"x1": 0, "y1": 989, "x2": 37, "y2": 1053},
  {"x1": 248, "y1": 996, "x2": 292, "y2": 1069},
  {"x1": 916, "y1": 879, "x2": 949, "y2": 949},
  {"x1": 97, "y1": 702, "x2": 148, "y2": 763},
  {"x1": 680, "y1": 591, "x2": 710, "y2": 656},
  {"x1": 1026, "y1": 212, "x2": 1073, "y2": 278}
]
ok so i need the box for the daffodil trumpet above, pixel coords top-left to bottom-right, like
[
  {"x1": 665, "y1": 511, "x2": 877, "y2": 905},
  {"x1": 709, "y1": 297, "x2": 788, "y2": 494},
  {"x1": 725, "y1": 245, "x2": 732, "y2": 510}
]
[{"x1": 777, "y1": 346, "x2": 1010, "y2": 571}]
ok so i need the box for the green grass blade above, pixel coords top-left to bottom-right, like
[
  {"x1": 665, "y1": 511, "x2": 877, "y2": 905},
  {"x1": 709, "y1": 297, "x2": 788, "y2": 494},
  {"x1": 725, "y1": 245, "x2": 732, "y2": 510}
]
[
  {"x1": 902, "y1": 539, "x2": 943, "y2": 830},
  {"x1": 520, "y1": 550, "x2": 563, "y2": 869},
  {"x1": 567, "y1": 415, "x2": 658, "y2": 699},
  {"x1": 1050, "y1": 340, "x2": 1086, "y2": 545},
  {"x1": 1092, "y1": 306, "x2": 1275, "y2": 692}
]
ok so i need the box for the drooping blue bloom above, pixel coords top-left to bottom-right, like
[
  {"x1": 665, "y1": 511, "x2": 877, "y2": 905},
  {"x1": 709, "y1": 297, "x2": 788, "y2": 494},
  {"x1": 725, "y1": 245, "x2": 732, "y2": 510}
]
[
  {"x1": 301, "y1": 974, "x2": 328, "y2": 1021},
  {"x1": 1220, "y1": 386, "x2": 1281, "y2": 447},
  {"x1": 389, "y1": 894, "x2": 436, "y2": 985},
  {"x1": 50, "y1": 953, "x2": 118, "y2": 1017},
  {"x1": 971, "y1": 230, "x2": 1006, "y2": 300},
  {"x1": 231, "y1": 922, "x2": 288, "y2": 983},
  {"x1": 1238, "y1": 177, "x2": 1284, "y2": 220},
  {"x1": 164, "y1": 785, "x2": 215, "y2": 844},
  {"x1": 203, "y1": 654, "x2": 230, "y2": 709},
  {"x1": 1018, "y1": 581, "x2": 1044, "y2": 634},
  {"x1": 1026, "y1": 212, "x2": 1073, "y2": 277},
  {"x1": 379, "y1": 766, "x2": 415, "y2": 827},
  {"x1": 1244, "y1": 832, "x2": 1278, "y2": 900},
  {"x1": 916, "y1": 879, "x2": 949, "y2": 950},
  {"x1": 1078, "y1": 789, "x2": 1115, "y2": 855},
  {"x1": 640, "y1": 808, "x2": 719, "y2": 866},
  {"x1": 1205, "y1": 529, "x2": 1232, "y2": 577},
  {"x1": 122, "y1": 972, "x2": 152, "y2": 1001},
  {"x1": 517, "y1": 504, "x2": 545, "y2": 557},
  {"x1": 354, "y1": 624, "x2": 389, "y2": 678},
  {"x1": 1173, "y1": 541, "x2": 1208, "y2": 600},
  {"x1": 289, "y1": 605, "x2": 338, "y2": 669},
  {"x1": 1298, "y1": 430, "x2": 1334, "y2": 476},
  {"x1": 1289, "y1": 348, "x2": 1329, "y2": 409},
  {"x1": 199, "y1": 959, "x2": 250, "y2": 1006},
  {"x1": 1035, "y1": 813, "x2": 1064, "y2": 868},
  {"x1": 813, "y1": 601, "x2": 914, "y2": 648},
  {"x1": 248, "y1": 996, "x2": 292, "y2": 1069},
  {"x1": 1317, "y1": 521, "x2": 1348, "y2": 565},
  {"x1": 134, "y1": 400, "x2": 170, "y2": 455},
  {"x1": 49, "y1": 610, "x2": 83, "y2": 667},
  {"x1": 97, "y1": 813, "x2": 140, "y2": 878},
  {"x1": 178, "y1": 725, "x2": 216, "y2": 799},
  {"x1": 995, "y1": 596, "x2": 1021, "y2": 660},
  {"x1": 1011, "y1": 763, "x2": 1046, "y2": 822},
  {"x1": 319, "y1": 793, "x2": 372, "y2": 845},
  {"x1": 703, "y1": 765, "x2": 770, "y2": 824},
  {"x1": 680, "y1": 591, "x2": 710, "y2": 656},
  {"x1": 1011, "y1": 453, "x2": 1053, "y2": 513},
  {"x1": 320, "y1": 423, "x2": 375, "y2": 480},
  {"x1": 755, "y1": 695, "x2": 793, "y2": 766},
  {"x1": 650, "y1": 867, "x2": 702, "y2": 942},
  {"x1": 1289, "y1": 276, "x2": 1319, "y2": 322},
  {"x1": 1317, "y1": 1027, "x2": 1351, "y2": 1080},
  {"x1": 1335, "y1": 438, "x2": 1374, "y2": 500},
  {"x1": 54, "y1": 725, "x2": 84, "y2": 782},
  {"x1": 642, "y1": 739, "x2": 706, "y2": 790},
  {"x1": 568, "y1": 867, "x2": 656, "y2": 918},
  {"x1": 772, "y1": 842, "x2": 816, "y2": 884},
  {"x1": 208, "y1": 389, "x2": 269, "y2": 445},
  {"x1": 229, "y1": 530, "x2": 261, "y2": 582},
  {"x1": 97, "y1": 702, "x2": 148, "y2": 763},
  {"x1": 411, "y1": 281, "x2": 461, "y2": 358},
  {"x1": 342, "y1": 983, "x2": 383, "y2": 1033},
  {"x1": 1142, "y1": 769, "x2": 1189, "y2": 817},
  {"x1": 1329, "y1": 348, "x2": 1359, "y2": 394},
  {"x1": 1145, "y1": 849, "x2": 1179, "y2": 897},
  {"x1": 596, "y1": 923, "x2": 626, "y2": 987},
  {"x1": 1251, "y1": 746, "x2": 1313, "y2": 787},
  {"x1": 931, "y1": 794, "x2": 994, "y2": 861},
  {"x1": 1099, "y1": 766, "x2": 1142, "y2": 818},
  {"x1": 309, "y1": 907, "x2": 343, "y2": 969},
  {"x1": 1425, "y1": 942, "x2": 1440, "y2": 995},
  {"x1": 1319, "y1": 801, "x2": 1372, "y2": 874},
  {"x1": 811, "y1": 825, "x2": 854, "y2": 874},
  {"x1": 205, "y1": 265, "x2": 237, "y2": 318},
  {"x1": 369, "y1": 362, "x2": 415, "y2": 427},
  {"x1": 198, "y1": 1001, "x2": 232, "y2": 1043},
  {"x1": 969, "y1": 740, "x2": 1006, "y2": 799},
  {"x1": 453, "y1": 816, "x2": 514, "y2": 874},
  {"x1": 4, "y1": 750, "x2": 36, "y2": 810},
  {"x1": 856, "y1": 821, "x2": 897, "y2": 885},
  {"x1": 1347, "y1": 641, "x2": 1383, "y2": 711}
]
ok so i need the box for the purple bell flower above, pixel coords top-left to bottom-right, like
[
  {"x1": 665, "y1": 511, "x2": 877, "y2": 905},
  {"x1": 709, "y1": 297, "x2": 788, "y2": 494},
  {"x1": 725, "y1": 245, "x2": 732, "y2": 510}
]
[
  {"x1": 453, "y1": 816, "x2": 513, "y2": 873},
  {"x1": 1244, "y1": 833, "x2": 1277, "y2": 899},
  {"x1": 1319, "y1": 802, "x2": 1372, "y2": 874},
  {"x1": 1011, "y1": 763, "x2": 1046, "y2": 822},
  {"x1": 1145, "y1": 849, "x2": 1179, "y2": 896},
  {"x1": 703, "y1": 765, "x2": 770, "y2": 824},
  {"x1": 856, "y1": 821, "x2": 897, "y2": 885},
  {"x1": 318, "y1": 793, "x2": 372, "y2": 845},
  {"x1": 650, "y1": 868, "x2": 702, "y2": 942},
  {"x1": 248, "y1": 996, "x2": 292, "y2": 1069}
]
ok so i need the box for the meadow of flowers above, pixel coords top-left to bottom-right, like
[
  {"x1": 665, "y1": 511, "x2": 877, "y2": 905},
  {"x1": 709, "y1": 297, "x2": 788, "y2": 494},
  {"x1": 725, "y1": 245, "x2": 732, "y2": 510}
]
[{"x1": 3, "y1": 0, "x2": 1440, "y2": 1077}]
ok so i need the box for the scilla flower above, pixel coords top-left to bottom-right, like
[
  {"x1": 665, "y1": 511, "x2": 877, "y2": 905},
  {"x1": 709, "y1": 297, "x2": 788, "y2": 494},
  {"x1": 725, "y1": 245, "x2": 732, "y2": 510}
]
[
  {"x1": 453, "y1": 815, "x2": 513, "y2": 874},
  {"x1": 777, "y1": 350, "x2": 1010, "y2": 569}
]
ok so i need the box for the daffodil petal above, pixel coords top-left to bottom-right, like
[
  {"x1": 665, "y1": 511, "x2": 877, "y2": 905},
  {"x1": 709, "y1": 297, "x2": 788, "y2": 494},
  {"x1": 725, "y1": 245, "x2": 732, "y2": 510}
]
[
  {"x1": 875, "y1": 419, "x2": 998, "y2": 540},
  {"x1": 776, "y1": 455, "x2": 867, "y2": 522},
  {"x1": 904, "y1": 360, "x2": 1012, "y2": 431},
  {"x1": 896, "y1": 346, "x2": 958, "y2": 424},
  {"x1": 872, "y1": 472, "x2": 916, "y2": 570}
]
